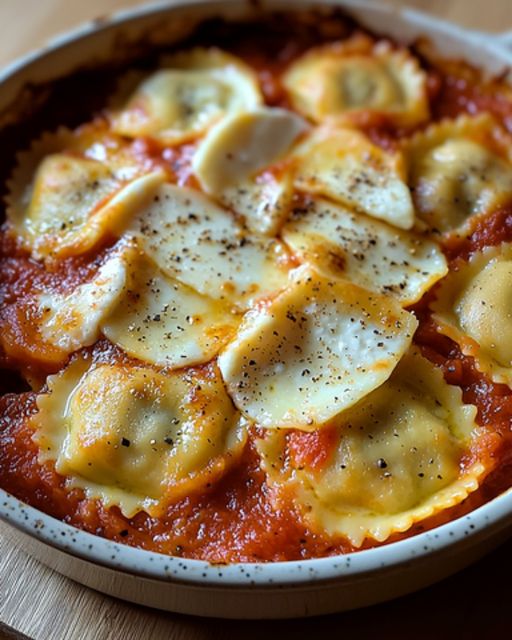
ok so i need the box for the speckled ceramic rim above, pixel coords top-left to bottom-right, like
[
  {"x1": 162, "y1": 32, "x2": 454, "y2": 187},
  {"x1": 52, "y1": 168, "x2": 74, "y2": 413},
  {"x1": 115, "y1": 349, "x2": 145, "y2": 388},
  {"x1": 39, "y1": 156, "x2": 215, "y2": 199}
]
[
  {"x1": 3, "y1": 486, "x2": 512, "y2": 587},
  {"x1": 1, "y1": 0, "x2": 512, "y2": 589}
]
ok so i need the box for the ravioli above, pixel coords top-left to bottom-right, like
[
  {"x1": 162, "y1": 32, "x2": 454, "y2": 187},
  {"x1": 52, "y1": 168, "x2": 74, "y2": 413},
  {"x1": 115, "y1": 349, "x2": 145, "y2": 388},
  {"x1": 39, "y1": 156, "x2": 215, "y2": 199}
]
[
  {"x1": 293, "y1": 126, "x2": 415, "y2": 229},
  {"x1": 257, "y1": 348, "x2": 483, "y2": 546},
  {"x1": 115, "y1": 183, "x2": 291, "y2": 309},
  {"x1": 219, "y1": 266, "x2": 417, "y2": 429},
  {"x1": 6, "y1": 128, "x2": 164, "y2": 260},
  {"x1": 193, "y1": 107, "x2": 308, "y2": 234},
  {"x1": 283, "y1": 36, "x2": 429, "y2": 127},
  {"x1": 31, "y1": 357, "x2": 247, "y2": 517},
  {"x1": 282, "y1": 197, "x2": 447, "y2": 305},
  {"x1": 111, "y1": 47, "x2": 262, "y2": 144},
  {"x1": 405, "y1": 114, "x2": 512, "y2": 234},
  {"x1": 432, "y1": 243, "x2": 512, "y2": 384},
  {"x1": 2, "y1": 15, "x2": 508, "y2": 564},
  {"x1": 102, "y1": 248, "x2": 240, "y2": 368},
  {"x1": 9, "y1": 152, "x2": 119, "y2": 258}
]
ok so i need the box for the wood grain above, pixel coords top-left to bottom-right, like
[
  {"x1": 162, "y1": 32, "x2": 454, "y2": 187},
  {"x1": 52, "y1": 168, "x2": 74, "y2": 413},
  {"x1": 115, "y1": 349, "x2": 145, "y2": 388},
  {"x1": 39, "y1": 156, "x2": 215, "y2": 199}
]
[
  {"x1": 0, "y1": 0, "x2": 509, "y2": 67},
  {"x1": 1, "y1": 1, "x2": 512, "y2": 638}
]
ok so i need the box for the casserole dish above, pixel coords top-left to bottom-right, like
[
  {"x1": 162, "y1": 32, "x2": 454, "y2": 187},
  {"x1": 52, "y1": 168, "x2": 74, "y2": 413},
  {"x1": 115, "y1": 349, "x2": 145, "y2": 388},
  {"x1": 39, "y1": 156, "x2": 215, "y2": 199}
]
[{"x1": 2, "y1": 0, "x2": 512, "y2": 619}]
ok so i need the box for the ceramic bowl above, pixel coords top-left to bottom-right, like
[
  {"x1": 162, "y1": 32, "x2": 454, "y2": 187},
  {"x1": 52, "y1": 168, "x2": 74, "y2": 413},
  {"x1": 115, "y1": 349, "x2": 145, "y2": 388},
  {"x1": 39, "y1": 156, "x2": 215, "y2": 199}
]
[{"x1": 1, "y1": 0, "x2": 512, "y2": 619}]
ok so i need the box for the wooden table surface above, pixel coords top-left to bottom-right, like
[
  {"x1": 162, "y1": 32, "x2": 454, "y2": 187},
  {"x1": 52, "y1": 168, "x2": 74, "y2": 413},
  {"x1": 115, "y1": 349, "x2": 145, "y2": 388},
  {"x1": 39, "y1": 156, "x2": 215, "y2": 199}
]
[{"x1": 1, "y1": 1, "x2": 512, "y2": 638}]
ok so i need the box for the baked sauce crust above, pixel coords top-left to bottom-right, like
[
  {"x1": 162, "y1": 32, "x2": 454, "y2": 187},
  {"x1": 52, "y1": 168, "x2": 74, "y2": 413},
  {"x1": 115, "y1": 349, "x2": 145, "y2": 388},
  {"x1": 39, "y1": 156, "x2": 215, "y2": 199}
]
[{"x1": 1, "y1": 11, "x2": 512, "y2": 563}]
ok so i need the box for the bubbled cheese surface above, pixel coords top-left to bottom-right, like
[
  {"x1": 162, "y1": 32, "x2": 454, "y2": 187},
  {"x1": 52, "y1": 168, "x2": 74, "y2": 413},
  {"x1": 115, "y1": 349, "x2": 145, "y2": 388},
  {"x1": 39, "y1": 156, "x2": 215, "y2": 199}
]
[{"x1": 10, "y1": 153, "x2": 121, "y2": 259}]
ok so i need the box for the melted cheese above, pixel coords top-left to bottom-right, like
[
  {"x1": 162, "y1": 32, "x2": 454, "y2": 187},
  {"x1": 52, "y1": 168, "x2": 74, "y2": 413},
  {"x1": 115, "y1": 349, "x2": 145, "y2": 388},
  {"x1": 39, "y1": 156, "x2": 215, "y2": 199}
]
[
  {"x1": 193, "y1": 107, "x2": 307, "y2": 193},
  {"x1": 283, "y1": 36, "x2": 429, "y2": 127},
  {"x1": 294, "y1": 126, "x2": 414, "y2": 230},
  {"x1": 432, "y1": 243, "x2": 512, "y2": 384},
  {"x1": 282, "y1": 198, "x2": 447, "y2": 305},
  {"x1": 257, "y1": 348, "x2": 483, "y2": 546},
  {"x1": 193, "y1": 107, "x2": 307, "y2": 234},
  {"x1": 102, "y1": 248, "x2": 240, "y2": 368},
  {"x1": 111, "y1": 48, "x2": 262, "y2": 144},
  {"x1": 218, "y1": 266, "x2": 417, "y2": 429},
  {"x1": 5, "y1": 127, "x2": 149, "y2": 255},
  {"x1": 115, "y1": 183, "x2": 291, "y2": 309},
  {"x1": 38, "y1": 236, "x2": 240, "y2": 367},
  {"x1": 11, "y1": 153, "x2": 118, "y2": 256},
  {"x1": 38, "y1": 245, "x2": 131, "y2": 354},
  {"x1": 6, "y1": 134, "x2": 164, "y2": 260},
  {"x1": 405, "y1": 114, "x2": 512, "y2": 234},
  {"x1": 32, "y1": 357, "x2": 247, "y2": 517},
  {"x1": 221, "y1": 171, "x2": 295, "y2": 236}
]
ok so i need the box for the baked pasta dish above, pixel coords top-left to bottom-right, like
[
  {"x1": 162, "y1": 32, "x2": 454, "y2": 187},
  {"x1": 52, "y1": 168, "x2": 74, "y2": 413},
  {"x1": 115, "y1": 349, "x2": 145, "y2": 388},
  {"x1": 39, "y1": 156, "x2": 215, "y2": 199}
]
[{"x1": 1, "y1": 11, "x2": 512, "y2": 562}]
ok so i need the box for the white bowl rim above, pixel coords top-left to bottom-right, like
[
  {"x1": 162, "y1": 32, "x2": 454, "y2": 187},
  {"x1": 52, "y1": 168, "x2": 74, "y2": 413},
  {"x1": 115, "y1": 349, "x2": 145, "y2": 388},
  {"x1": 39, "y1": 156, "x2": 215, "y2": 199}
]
[
  {"x1": 3, "y1": 485, "x2": 512, "y2": 587},
  {"x1": 1, "y1": 0, "x2": 512, "y2": 589}
]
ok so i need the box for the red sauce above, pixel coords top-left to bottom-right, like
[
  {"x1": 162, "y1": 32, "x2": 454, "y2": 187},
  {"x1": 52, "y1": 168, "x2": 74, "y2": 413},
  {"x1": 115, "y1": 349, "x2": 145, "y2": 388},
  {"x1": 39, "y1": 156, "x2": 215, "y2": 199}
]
[
  {"x1": 442, "y1": 205, "x2": 512, "y2": 262},
  {"x1": 1, "y1": 13, "x2": 512, "y2": 563},
  {"x1": 287, "y1": 426, "x2": 340, "y2": 471},
  {"x1": 431, "y1": 69, "x2": 512, "y2": 134}
]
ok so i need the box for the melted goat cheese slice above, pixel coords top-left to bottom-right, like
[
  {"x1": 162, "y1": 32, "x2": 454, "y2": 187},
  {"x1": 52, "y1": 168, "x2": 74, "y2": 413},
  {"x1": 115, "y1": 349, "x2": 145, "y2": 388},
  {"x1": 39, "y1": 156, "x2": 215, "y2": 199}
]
[
  {"x1": 38, "y1": 238, "x2": 240, "y2": 368},
  {"x1": 102, "y1": 250, "x2": 240, "y2": 368},
  {"x1": 294, "y1": 126, "x2": 414, "y2": 230},
  {"x1": 37, "y1": 244, "x2": 132, "y2": 354},
  {"x1": 192, "y1": 107, "x2": 308, "y2": 234},
  {"x1": 193, "y1": 107, "x2": 307, "y2": 193},
  {"x1": 283, "y1": 36, "x2": 429, "y2": 127},
  {"x1": 282, "y1": 198, "x2": 447, "y2": 305},
  {"x1": 111, "y1": 48, "x2": 263, "y2": 144},
  {"x1": 32, "y1": 358, "x2": 247, "y2": 517},
  {"x1": 220, "y1": 172, "x2": 295, "y2": 237},
  {"x1": 116, "y1": 183, "x2": 291, "y2": 309},
  {"x1": 257, "y1": 348, "x2": 483, "y2": 547},
  {"x1": 218, "y1": 266, "x2": 418, "y2": 429},
  {"x1": 432, "y1": 242, "x2": 512, "y2": 384}
]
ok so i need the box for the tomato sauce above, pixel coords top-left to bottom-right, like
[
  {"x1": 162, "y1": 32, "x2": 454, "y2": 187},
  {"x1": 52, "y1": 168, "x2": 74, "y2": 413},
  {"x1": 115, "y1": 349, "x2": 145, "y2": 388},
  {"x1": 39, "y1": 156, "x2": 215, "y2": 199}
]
[{"x1": 2, "y1": 11, "x2": 512, "y2": 563}]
